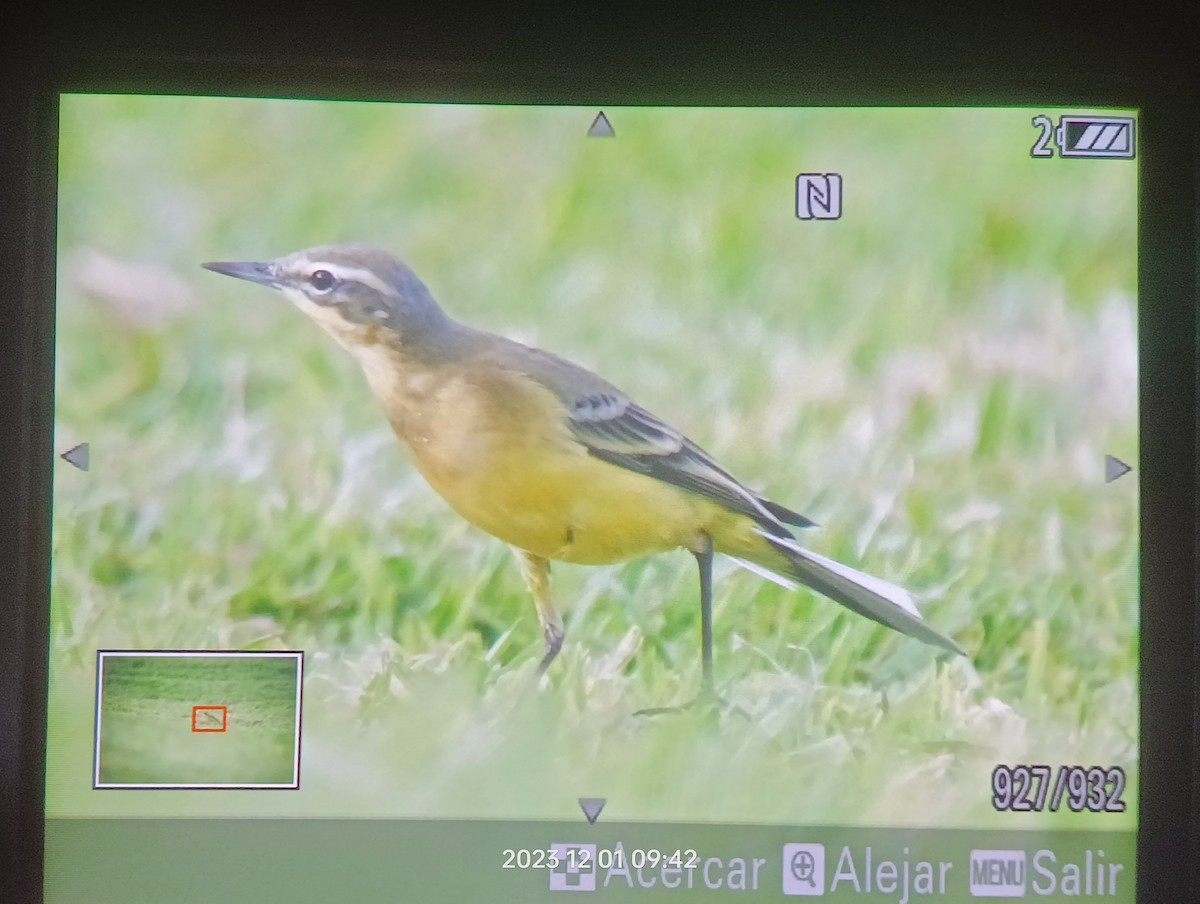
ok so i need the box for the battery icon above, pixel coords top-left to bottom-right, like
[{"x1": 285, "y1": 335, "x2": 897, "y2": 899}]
[{"x1": 1056, "y1": 116, "x2": 1135, "y2": 158}]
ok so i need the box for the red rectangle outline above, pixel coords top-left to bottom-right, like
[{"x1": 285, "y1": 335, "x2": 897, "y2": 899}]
[{"x1": 191, "y1": 705, "x2": 228, "y2": 732}]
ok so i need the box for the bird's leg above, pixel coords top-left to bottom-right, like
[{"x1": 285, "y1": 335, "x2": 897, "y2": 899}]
[
  {"x1": 518, "y1": 550, "x2": 564, "y2": 675},
  {"x1": 635, "y1": 534, "x2": 735, "y2": 718},
  {"x1": 695, "y1": 533, "x2": 715, "y2": 695}
]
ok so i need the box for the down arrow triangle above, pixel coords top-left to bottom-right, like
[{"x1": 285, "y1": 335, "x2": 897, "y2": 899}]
[{"x1": 578, "y1": 798, "x2": 606, "y2": 824}]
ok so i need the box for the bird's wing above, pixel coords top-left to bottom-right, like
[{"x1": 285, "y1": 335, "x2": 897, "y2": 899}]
[{"x1": 489, "y1": 340, "x2": 813, "y2": 536}]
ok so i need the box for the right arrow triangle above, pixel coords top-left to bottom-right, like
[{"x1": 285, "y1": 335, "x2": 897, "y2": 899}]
[
  {"x1": 587, "y1": 112, "x2": 615, "y2": 138},
  {"x1": 1104, "y1": 455, "x2": 1131, "y2": 483}
]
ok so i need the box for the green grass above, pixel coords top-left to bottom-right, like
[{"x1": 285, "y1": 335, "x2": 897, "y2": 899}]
[
  {"x1": 47, "y1": 98, "x2": 1137, "y2": 828},
  {"x1": 96, "y1": 654, "x2": 300, "y2": 786}
]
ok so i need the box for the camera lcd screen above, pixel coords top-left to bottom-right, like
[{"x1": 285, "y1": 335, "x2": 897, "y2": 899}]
[{"x1": 45, "y1": 96, "x2": 1138, "y2": 902}]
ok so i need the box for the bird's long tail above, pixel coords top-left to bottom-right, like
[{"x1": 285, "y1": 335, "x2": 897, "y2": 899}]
[{"x1": 728, "y1": 527, "x2": 965, "y2": 656}]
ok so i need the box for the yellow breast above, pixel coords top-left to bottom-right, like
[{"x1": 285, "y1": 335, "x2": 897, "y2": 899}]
[{"x1": 380, "y1": 361, "x2": 712, "y2": 564}]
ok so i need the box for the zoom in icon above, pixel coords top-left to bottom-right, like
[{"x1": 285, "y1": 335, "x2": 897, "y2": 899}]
[{"x1": 782, "y1": 843, "x2": 826, "y2": 896}]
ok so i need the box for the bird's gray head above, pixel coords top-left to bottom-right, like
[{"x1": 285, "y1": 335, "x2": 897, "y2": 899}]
[{"x1": 202, "y1": 244, "x2": 453, "y2": 353}]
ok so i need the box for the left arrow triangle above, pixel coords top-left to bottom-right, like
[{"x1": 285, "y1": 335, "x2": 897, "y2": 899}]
[{"x1": 61, "y1": 443, "x2": 90, "y2": 471}]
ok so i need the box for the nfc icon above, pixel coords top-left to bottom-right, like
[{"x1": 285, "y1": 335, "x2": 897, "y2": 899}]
[
  {"x1": 782, "y1": 843, "x2": 826, "y2": 896},
  {"x1": 796, "y1": 174, "x2": 842, "y2": 220}
]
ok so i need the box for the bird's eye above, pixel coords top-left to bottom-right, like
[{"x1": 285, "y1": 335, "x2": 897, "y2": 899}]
[{"x1": 309, "y1": 269, "x2": 336, "y2": 293}]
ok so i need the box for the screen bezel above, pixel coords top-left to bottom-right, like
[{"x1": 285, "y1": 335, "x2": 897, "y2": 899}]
[{"x1": 3, "y1": 11, "x2": 1196, "y2": 902}]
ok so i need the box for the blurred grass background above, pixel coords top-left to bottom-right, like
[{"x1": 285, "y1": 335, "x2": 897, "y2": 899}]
[{"x1": 47, "y1": 97, "x2": 1137, "y2": 828}]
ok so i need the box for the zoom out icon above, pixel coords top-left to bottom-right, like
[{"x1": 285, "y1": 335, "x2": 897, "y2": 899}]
[{"x1": 782, "y1": 843, "x2": 826, "y2": 896}]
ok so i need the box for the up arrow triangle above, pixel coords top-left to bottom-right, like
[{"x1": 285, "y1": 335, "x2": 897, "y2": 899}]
[
  {"x1": 578, "y1": 797, "x2": 606, "y2": 824},
  {"x1": 61, "y1": 443, "x2": 90, "y2": 471},
  {"x1": 587, "y1": 112, "x2": 615, "y2": 138},
  {"x1": 1104, "y1": 455, "x2": 1131, "y2": 483}
]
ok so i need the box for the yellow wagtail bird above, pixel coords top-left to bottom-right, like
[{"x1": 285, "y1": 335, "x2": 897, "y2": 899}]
[{"x1": 203, "y1": 245, "x2": 964, "y2": 702}]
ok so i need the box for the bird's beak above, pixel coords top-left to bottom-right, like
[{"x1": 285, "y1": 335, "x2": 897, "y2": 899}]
[{"x1": 201, "y1": 260, "x2": 280, "y2": 288}]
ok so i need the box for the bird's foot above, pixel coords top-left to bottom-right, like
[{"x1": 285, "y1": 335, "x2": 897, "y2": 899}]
[{"x1": 633, "y1": 684, "x2": 748, "y2": 721}]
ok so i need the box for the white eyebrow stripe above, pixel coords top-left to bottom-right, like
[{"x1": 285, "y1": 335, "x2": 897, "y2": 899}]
[{"x1": 305, "y1": 263, "x2": 396, "y2": 297}]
